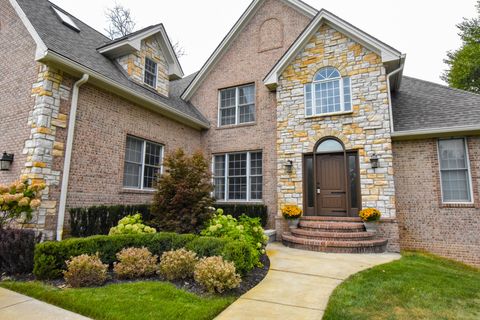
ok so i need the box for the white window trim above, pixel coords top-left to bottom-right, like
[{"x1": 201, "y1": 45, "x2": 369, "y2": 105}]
[
  {"x1": 304, "y1": 73, "x2": 352, "y2": 117},
  {"x1": 437, "y1": 138, "x2": 474, "y2": 204},
  {"x1": 212, "y1": 151, "x2": 262, "y2": 202},
  {"x1": 143, "y1": 57, "x2": 158, "y2": 89},
  {"x1": 123, "y1": 136, "x2": 164, "y2": 191},
  {"x1": 218, "y1": 84, "x2": 256, "y2": 127}
]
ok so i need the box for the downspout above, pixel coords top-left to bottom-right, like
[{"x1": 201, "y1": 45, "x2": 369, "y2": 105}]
[
  {"x1": 386, "y1": 58, "x2": 405, "y2": 133},
  {"x1": 56, "y1": 74, "x2": 89, "y2": 241}
]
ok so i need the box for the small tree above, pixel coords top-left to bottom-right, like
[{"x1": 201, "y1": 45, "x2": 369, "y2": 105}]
[{"x1": 150, "y1": 149, "x2": 214, "y2": 233}]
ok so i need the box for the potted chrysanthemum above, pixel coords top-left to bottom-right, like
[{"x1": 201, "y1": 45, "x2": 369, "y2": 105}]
[
  {"x1": 282, "y1": 204, "x2": 302, "y2": 229},
  {"x1": 359, "y1": 208, "x2": 381, "y2": 232}
]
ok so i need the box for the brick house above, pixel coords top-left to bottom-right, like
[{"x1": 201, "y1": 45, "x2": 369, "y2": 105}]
[{"x1": 1, "y1": 0, "x2": 479, "y2": 266}]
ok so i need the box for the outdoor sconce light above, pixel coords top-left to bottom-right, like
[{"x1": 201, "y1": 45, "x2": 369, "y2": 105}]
[
  {"x1": 0, "y1": 152, "x2": 14, "y2": 171},
  {"x1": 370, "y1": 154, "x2": 379, "y2": 169},
  {"x1": 285, "y1": 160, "x2": 293, "y2": 174}
]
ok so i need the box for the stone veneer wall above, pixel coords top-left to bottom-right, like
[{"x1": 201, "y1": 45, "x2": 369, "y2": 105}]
[
  {"x1": 21, "y1": 64, "x2": 71, "y2": 239},
  {"x1": 393, "y1": 138, "x2": 480, "y2": 267},
  {"x1": 276, "y1": 24, "x2": 398, "y2": 245},
  {"x1": 117, "y1": 36, "x2": 169, "y2": 97}
]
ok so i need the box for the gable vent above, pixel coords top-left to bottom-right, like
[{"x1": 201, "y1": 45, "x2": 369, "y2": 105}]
[{"x1": 52, "y1": 7, "x2": 80, "y2": 32}]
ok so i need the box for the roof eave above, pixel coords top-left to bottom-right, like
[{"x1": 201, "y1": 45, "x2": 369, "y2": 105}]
[
  {"x1": 391, "y1": 125, "x2": 480, "y2": 141},
  {"x1": 38, "y1": 50, "x2": 209, "y2": 130}
]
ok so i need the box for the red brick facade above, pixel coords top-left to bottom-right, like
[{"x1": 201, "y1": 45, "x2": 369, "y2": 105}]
[{"x1": 393, "y1": 138, "x2": 480, "y2": 267}]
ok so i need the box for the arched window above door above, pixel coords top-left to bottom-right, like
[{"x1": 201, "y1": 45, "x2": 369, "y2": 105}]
[
  {"x1": 305, "y1": 67, "x2": 352, "y2": 116},
  {"x1": 316, "y1": 138, "x2": 344, "y2": 153}
]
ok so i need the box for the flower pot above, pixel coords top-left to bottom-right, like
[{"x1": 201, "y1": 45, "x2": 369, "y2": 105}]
[
  {"x1": 364, "y1": 221, "x2": 378, "y2": 233},
  {"x1": 287, "y1": 218, "x2": 300, "y2": 229}
]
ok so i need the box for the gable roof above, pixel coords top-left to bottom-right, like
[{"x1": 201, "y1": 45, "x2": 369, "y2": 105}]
[
  {"x1": 12, "y1": 0, "x2": 208, "y2": 129},
  {"x1": 264, "y1": 9, "x2": 403, "y2": 89},
  {"x1": 180, "y1": 0, "x2": 317, "y2": 100},
  {"x1": 391, "y1": 76, "x2": 480, "y2": 136}
]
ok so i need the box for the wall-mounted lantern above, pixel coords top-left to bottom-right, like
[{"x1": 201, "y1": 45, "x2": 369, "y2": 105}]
[
  {"x1": 370, "y1": 154, "x2": 379, "y2": 169},
  {"x1": 0, "y1": 152, "x2": 14, "y2": 171},
  {"x1": 285, "y1": 160, "x2": 293, "y2": 174}
]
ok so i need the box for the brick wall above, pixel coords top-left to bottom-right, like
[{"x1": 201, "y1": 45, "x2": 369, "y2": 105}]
[
  {"x1": 0, "y1": 0, "x2": 38, "y2": 184},
  {"x1": 393, "y1": 137, "x2": 480, "y2": 267},
  {"x1": 190, "y1": 0, "x2": 311, "y2": 228}
]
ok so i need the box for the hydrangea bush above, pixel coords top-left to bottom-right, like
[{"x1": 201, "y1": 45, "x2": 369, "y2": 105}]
[
  {"x1": 108, "y1": 213, "x2": 156, "y2": 235},
  {"x1": 201, "y1": 209, "x2": 268, "y2": 267},
  {"x1": 0, "y1": 179, "x2": 46, "y2": 228}
]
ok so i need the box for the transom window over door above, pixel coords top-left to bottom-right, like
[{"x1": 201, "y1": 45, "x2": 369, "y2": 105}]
[
  {"x1": 438, "y1": 138, "x2": 473, "y2": 203},
  {"x1": 305, "y1": 67, "x2": 352, "y2": 116},
  {"x1": 219, "y1": 84, "x2": 255, "y2": 126},
  {"x1": 213, "y1": 151, "x2": 262, "y2": 201},
  {"x1": 123, "y1": 136, "x2": 163, "y2": 190}
]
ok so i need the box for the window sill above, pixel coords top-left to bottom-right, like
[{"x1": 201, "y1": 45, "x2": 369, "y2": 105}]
[
  {"x1": 440, "y1": 202, "x2": 475, "y2": 208},
  {"x1": 215, "y1": 200, "x2": 264, "y2": 205},
  {"x1": 120, "y1": 188, "x2": 156, "y2": 195},
  {"x1": 216, "y1": 122, "x2": 256, "y2": 130},
  {"x1": 305, "y1": 111, "x2": 353, "y2": 119}
]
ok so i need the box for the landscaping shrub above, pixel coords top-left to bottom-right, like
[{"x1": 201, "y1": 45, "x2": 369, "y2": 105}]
[
  {"x1": 69, "y1": 204, "x2": 151, "y2": 237},
  {"x1": 34, "y1": 232, "x2": 256, "y2": 279},
  {"x1": 150, "y1": 149, "x2": 215, "y2": 233},
  {"x1": 221, "y1": 241, "x2": 257, "y2": 275},
  {"x1": 159, "y1": 248, "x2": 198, "y2": 280},
  {"x1": 109, "y1": 214, "x2": 156, "y2": 235},
  {"x1": 215, "y1": 203, "x2": 268, "y2": 227},
  {"x1": 63, "y1": 253, "x2": 108, "y2": 288},
  {"x1": 194, "y1": 256, "x2": 241, "y2": 293},
  {"x1": 0, "y1": 228, "x2": 40, "y2": 275},
  {"x1": 113, "y1": 247, "x2": 158, "y2": 279}
]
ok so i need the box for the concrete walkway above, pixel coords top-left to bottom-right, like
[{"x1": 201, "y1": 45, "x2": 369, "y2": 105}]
[
  {"x1": 216, "y1": 242, "x2": 401, "y2": 320},
  {"x1": 0, "y1": 288, "x2": 90, "y2": 320}
]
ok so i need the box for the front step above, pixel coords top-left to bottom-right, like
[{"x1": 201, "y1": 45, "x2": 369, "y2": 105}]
[
  {"x1": 282, "y1": 232, "x2": 388, "y2": 253},
  {"x1": 299, "y1": 220, "x2": 365, "y2": 233},
  {"x1": 291, "y1": 228, "x2": 376, "y2": 241},
  {"x1": 301, "y1": 216, "x2": 363, "y2": 223}
]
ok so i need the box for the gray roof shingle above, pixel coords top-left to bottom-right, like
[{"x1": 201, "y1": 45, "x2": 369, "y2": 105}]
[
  {"x1": 392, "y1": 76, "x2": 480, "y2": 132},
  {"x1": 16, "y1": 0, "x2": 208, "y2": 127}
]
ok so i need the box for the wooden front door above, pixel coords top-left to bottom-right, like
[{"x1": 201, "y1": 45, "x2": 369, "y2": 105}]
[{"x1": 316, "y1": 154, "x2": 347, "y2": 216}]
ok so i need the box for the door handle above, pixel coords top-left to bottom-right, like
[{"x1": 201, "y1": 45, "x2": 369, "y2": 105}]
[{"x1": 316, "y1": 188, "x2": 321, "y2": 194}]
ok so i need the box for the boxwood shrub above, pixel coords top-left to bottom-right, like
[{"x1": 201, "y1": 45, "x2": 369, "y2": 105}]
[{"x1": 33, "y1": 232, "x2": 254, "y2": 279}]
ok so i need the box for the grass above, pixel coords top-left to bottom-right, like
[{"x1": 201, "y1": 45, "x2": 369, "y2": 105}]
[
  {"x1": 0, "y1": 281, "x2": 235, "y2": 320},
  {"x1": 323, "y1": 252, "x2": 480, "y2": 320}
]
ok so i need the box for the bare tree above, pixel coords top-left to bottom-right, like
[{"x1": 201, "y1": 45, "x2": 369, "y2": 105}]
[
  {"x1": 105, "y1": 3, "x2": 136, "y2": 39},
  {"x1": 172, "y1": 41, "x2": 186, "y2": 59}
]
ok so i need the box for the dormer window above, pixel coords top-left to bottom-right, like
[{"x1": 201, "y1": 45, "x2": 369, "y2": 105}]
[
  {"x1": 144, "y1": 58, "x2": 157, "y2": 88},
  {"x1": 304, "y1": 67, "x2": 352, "y2": 116}
]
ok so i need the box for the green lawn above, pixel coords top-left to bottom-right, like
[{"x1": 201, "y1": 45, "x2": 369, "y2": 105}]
[
  {"x1": 0, "y1": 281, "x2": 235, "y2": 320},
  {"x1": 323, "y1": 252, "x2": 480, "y2": 320}
]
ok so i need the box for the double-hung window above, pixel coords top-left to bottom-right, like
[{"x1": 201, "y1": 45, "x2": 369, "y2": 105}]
[
  {"x1": 123, "y1": 136, "x2": 163, "y2": 190},
  {"x1": 438, "y1": 138, "x2": 473, "y2": 203},
  {"x1": 219, "y1": 84, "x2": 255, "y2": 126},
  {"x1": 144, "y1": 58, "x2": 157, "y2": 88},
  {"x1": 305, "y1": 67, "x2": 352, "y2": 116},
  {"x1": 213, "y1": 151, "x2": 262, "y2": 201}
]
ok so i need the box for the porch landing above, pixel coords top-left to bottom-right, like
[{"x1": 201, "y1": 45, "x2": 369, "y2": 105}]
[{"x1": 216, "y1": 242, "x2": 400, "y2": 320}]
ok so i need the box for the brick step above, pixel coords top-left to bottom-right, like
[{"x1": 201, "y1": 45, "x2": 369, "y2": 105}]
[
  {"x1": 291, "y1": 228, "x2": 376, "y2": 241},
  {"x1": 301, "y1": 216, "x2": 363, "y2": 223},
  {"x1": 299, "y1": 220, "x2": 365, "y2": 233},
  {"x1": 282, "y1": 232, "x2": 388, "y2": 254}
]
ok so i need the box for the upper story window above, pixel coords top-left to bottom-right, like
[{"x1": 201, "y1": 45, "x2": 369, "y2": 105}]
[
  {"x1": 144, "y1": 58, "x2": 157, "y2": 88},
  {"x1": 438, "y1": 138, "x2": 473, "y2": 203},
  {"x1": 305, "y1": 67, "x2": 352, "y2": 117},
  {"x1": 219, "y1": 84, "x2": 255, "y2": 126},
  {"x1": 123, "y1": 135, "x2": 163, "y2": 190}
]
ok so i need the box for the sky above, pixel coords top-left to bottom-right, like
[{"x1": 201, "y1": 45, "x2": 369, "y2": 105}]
[{"x1": 50, "y1": 0, "x2": 478, "y2": 84}]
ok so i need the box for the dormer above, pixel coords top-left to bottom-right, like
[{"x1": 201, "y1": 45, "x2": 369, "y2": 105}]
[{"x1": 97, "y1": 24, "x2": 183, "y2": 97}]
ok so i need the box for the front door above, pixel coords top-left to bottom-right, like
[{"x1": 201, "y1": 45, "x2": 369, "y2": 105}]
[{"x1": 316, "y1": 154, "x2": 347, "y2": 216}]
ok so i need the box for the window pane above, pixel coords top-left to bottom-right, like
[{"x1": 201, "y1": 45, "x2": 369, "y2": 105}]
[
  {"x1": 343, "y1": 77, "x2": 352, "y2": 111},
  {"x1": 441, "y1": 170, "x2": 470, "y2": 202},
  {"x1": 439, "y1": 139, "x2": 467, "y2": 169},
  {"x1": 125, "y1": 137, "x2": 143, "y2": 163},
  {"x1": 144, "y1": 58, "x2": 157, "y2": 87},
  {"x1": 220, "y1": 107, "x2": 236, "y2": 126},
  {"x1": 214, "y1": 155, "x2": 225, "y2": 177},
  {"x1": 349, "y1": 154, "x2": 358, "y2": 208},
  {"x1": 143, "y1": 166, "x2": 160, "y2": 189},
  {"x1": 305, "y1": 156, "x2": 314, "y2": 208},
  {"x1": 228, "y1": 153, "x2": 247, "y2": 176},
  {"x1": 145, "y1": 142, "x2": 162, "y2": 167},
  {"x1": 220, "y1": 88, "x2": 236, "y2": 108},
  {"x1": 228, "y1": 177, "x2": 247, "y2": 200},
  {"x1": 214, "y1": 178, "x2": 225, "y2": 200},
  {"x1": 305, "y1": 84, "x2": 313, "y2": 116},
  {"x1": 250, "y1": 152, "x2": 262, "y2": 175},
  {"x1": 239, "y1": 104, "x2": 255, "y2": 123},
  {"x1": 250, "y1": 176, "x2": 263, "y2": 200},
  {"x1": 239, "y1": 85, "x2": 254, "y2": 105},
  {"x1": 213, "y1": 155, "x2": 226, "y2": 200},
  {"x1": 123, "y1": 162, "x2": 141, "y2": 188},
  {"x1": 314, "y1": 67, "x2": 340, "y2": 81},
  {"x1": 316, "y1": 139, "x2": 344, "y2": 153}
]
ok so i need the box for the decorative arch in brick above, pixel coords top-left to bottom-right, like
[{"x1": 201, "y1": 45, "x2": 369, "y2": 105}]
[{"x1": 258, "y1": 18, "x2": 284, "y2": 52}]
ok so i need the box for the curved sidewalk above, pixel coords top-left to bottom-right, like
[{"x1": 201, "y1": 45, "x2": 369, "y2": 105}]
[{"x1": 216, "y1": 242, "x2": 400, "y2": 320}]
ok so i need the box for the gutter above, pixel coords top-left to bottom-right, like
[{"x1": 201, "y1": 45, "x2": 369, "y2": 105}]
[
  {"x1": 38, "y1": 50, "x2": 210, "y2": 130},
  {"x1": 56, "y1": 74, "x2": 89, "y2": 241},
  {"x1": 391, "y1": 124, "x2": 480, "y2": 140},
  {"x1": 386, "y1": 54, "x2": 406, "y2": 133}
]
